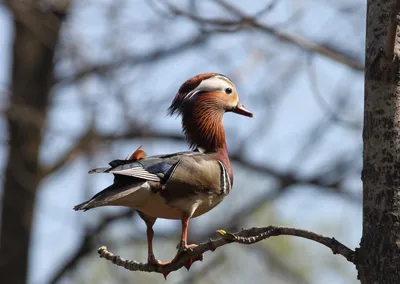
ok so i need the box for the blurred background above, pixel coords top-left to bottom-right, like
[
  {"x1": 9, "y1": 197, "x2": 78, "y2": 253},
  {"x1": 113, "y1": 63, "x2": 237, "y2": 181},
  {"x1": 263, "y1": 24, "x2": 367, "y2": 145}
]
[{"x1": 0, "y1": 0, "x2": 365, "y2": 283}]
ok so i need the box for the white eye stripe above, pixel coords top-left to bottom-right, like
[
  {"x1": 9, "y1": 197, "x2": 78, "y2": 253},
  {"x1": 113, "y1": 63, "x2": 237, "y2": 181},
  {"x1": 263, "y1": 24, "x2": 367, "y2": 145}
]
[{"x1": 184, "y1": 76, "x2": 234, "y2": 100}]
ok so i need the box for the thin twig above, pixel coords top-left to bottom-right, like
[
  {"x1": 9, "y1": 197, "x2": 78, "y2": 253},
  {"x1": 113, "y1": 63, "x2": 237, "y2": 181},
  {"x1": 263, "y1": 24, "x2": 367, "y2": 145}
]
[
  {"x1": 165, "y1": 1, "x2": 363, "y2": 71},
  {"x1": 97, "y1": 226, "x2": 356, "y2": 278},
  {"x1": 307, "y1": 57, "x2": 361, "y2": 129},
  {"x1": 57, "y1": 32, "x2": 210, "y2": 85}
]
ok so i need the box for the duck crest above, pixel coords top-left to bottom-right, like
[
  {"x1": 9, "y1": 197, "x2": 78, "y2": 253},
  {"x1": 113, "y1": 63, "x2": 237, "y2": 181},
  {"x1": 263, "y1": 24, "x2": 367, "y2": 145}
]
[
  {"x1": 168, "y1": 72, "x2": 227, "y2": 116},
  {"x1": 168, "y1": 73, "x2": 233, "y2": 152}
]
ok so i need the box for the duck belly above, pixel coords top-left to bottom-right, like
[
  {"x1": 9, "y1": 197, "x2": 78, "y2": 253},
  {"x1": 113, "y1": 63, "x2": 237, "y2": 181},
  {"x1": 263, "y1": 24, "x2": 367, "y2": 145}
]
[
  {"x1": 136, "y1": 192, "x2": 183, "y2": 220},
  {"x1": 191, "y1": 193, "x2": 225, "y2": 218},
  {"x1": 130, "y1": 191, "x2": 225, "y2": 220}
]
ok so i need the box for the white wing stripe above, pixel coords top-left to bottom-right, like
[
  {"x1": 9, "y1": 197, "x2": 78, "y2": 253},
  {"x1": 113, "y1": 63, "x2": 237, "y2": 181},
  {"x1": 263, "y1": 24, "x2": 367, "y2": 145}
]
[{"x1": 110, "y1": 168, "x2": 161, "y2": 181}]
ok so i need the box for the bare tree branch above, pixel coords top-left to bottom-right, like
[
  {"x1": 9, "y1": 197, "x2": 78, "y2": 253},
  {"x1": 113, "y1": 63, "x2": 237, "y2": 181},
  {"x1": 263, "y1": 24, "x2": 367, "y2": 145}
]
[
  {"x1": 56, "y1": 33, "x2": 211, "y2": 85},
  {"x1": 307, "y1": 57, "x2": 362, "y2": 129},
  {"x1": 231, "y1": 154, "x2": 361, "y2": 203},
  {"x1": 41, "y1": 124, "x2": 360, "y2": 205},
  {"x1": 97, "y1": 226, "x2": 355, "y2": 278},
  {"x1": 165, "y1": 1, "x2": 363, "y2": 71},
  {"x1": 49, "y1": 154, "x2": 357, "y2": 282},
  {"x1": 41, "y1": 129, "x2": 95, "y2": 177},
  {"x1": 40, "y1": 127, "x2": 184, "y2": 177}
]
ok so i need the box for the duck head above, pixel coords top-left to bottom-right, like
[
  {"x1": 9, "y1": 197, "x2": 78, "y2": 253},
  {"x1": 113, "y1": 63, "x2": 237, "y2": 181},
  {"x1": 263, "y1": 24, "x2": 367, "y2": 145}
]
[{"x1": 169, "y1": 73, "x2": 253, "y2": 151}]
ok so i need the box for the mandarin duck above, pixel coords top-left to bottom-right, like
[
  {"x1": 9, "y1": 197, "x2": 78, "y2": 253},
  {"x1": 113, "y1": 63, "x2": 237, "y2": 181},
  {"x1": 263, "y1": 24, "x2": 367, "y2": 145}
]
[{"x1": 74, "y1": 73, "x2": 253, "y2": 266}]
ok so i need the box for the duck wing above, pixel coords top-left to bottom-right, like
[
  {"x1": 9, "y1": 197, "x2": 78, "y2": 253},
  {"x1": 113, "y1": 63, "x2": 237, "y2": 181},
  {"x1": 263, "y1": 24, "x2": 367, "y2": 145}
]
[{"x1": 73, "y1": 151, "x2": 204, "y2": 211}]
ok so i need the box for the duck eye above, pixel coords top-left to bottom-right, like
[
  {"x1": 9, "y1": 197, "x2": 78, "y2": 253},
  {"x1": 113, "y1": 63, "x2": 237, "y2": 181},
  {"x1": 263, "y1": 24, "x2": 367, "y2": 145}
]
[{"x1": 225, "y1": 88, "x2": 232, "y2": 94}]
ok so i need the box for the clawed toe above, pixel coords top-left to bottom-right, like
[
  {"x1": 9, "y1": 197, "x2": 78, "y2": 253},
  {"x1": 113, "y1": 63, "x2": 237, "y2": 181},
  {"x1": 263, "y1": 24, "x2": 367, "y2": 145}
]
[
  {"x1": 147, "y1": 254, "x2": 171, "y2": 266},
  {"x1": 147, "y1": 244, "x2": 204, "y2": 273},
  {"x1": 176, "y1": 241, "x2": 198, "y2": 251},
  {"x1": 184, "y1": 243, "x2": 198, "y2": 250},
  {"x1": 176, "y1": 243, "x2": 204, "y2": 269}
]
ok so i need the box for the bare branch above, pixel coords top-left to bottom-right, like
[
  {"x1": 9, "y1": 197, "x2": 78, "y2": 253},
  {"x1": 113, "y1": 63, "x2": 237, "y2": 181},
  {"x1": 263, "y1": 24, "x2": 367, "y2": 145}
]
[
  {"x1": 165, "y1": 1, "x2": 363, "y2": 71},
  {"x1": 307, "y1": 57, "x2": 362, "y2": 129},
  {"x1": 231, "y1": 154, "x2": 361, "y2": 203},
  {"x1": 97, "y1": 226, "x2": 355, "y2": 278},
  {"x1": 41, "y1": 124, "x2": 360, "y2": 204},
  {"x1": 41, "y1": 129, "x2": 95, "y2": 177},
  {"x1": 49, "y1": 152, "x2": 357, "y2": 282},
  {"x1": 40, "y1": 127, "x2": 184, "y2": 177},
  {"x1": 56, "y1": 33, "x2": 211, "y2": 85}
]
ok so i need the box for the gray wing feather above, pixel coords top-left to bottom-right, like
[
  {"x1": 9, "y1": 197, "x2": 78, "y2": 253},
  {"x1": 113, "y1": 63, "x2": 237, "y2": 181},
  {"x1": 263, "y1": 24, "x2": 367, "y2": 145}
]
[
  {"x1": 74, "y1": 183, "x2": 145, "y2": 211},
  {"x1": 87, "y1": 152, "x2": 202, "y2": 181},
  {"x1": 88, "y1": 167, "x2": 109, "y2": 174},
  {"x1": 88, "y1": 162, "x2": 161, "y2": 182},
  {"x1": 109, "y1": 167, "x2": 160, "y2": 181}
]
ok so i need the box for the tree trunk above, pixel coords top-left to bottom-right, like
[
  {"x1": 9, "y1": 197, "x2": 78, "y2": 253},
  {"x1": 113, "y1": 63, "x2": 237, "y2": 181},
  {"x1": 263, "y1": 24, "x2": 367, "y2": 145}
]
[
  {"x1": 0, "y1": 3, "x2": 63, "y2": 283},
  {"x1": 358, "y1": 1, "x2": 400, "y2": 283}
]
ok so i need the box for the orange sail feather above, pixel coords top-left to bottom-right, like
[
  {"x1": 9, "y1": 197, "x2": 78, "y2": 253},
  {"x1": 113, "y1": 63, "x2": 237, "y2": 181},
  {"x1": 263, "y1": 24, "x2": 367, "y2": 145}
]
[{"x1": 127, "y1": 146, "x2": 147, "y2": 161}]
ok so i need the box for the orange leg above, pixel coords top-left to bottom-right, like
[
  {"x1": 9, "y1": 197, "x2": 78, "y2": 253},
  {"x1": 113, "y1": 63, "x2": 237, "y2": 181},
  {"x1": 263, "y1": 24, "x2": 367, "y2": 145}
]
[
  {"x1": 179, "y1": 215, "x2": 196, "y2": 249},
  {"x1": 137, "y1": 211, "x2": 167, "y2": 265},
  {"x1": 173, "y1": 215, "x2": 203, "y2": 266},
  {"x1": 145, "y1": 223, "x2": 163, "y2": 265},
  {"x1": 153, "y1": 215, "x2": 203, "y2": 278},
  {"x1": 145, "y1": 222, "x2": 176, "y2": 266},
  {"x1": 140, "y1": 212, "x2": 202, "y2": 268}
]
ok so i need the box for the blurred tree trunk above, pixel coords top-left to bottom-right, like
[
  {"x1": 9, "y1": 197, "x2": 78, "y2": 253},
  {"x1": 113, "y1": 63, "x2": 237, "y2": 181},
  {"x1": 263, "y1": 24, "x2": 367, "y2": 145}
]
[
  {"x1": 0, "y1": 2, "x2": 64, "y2": 284},
  {"x1": 358, "y1": 0, "x2": 400, "y2": 283}
]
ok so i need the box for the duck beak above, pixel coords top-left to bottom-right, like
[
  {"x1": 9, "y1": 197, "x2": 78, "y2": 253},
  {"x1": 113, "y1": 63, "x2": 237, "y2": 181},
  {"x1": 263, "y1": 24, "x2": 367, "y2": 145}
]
[{"x1": 231, "y1": 102, "x2": 253, "y2": 118}]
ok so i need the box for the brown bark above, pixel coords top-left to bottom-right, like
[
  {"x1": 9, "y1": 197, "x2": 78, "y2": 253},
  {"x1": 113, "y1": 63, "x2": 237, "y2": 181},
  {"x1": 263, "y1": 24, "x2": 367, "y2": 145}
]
[
  {"x1": 358, "y1": 0, "x2": 400, "y2": 283},
  {"x1": 97, "y1": 226, "x2": 355, "y2": 279},
  {"x1": 0, "y1": 2, "x2": 63, "y2": 283}
]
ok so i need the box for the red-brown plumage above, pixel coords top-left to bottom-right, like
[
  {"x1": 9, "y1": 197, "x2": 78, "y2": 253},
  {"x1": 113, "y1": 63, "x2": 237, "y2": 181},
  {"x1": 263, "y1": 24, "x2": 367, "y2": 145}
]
[
  {"x1": 128, "y1": 146, "x2": 147, "y2": 161},
  {"x1": 181, "y1": 92, "x2": 234, "y2": 182},
  {"x1": 182, "y1": 92, "x2": 226, "y2": 150},
  {"x1": 169, "y1": 73, "x2": 245, "y2": 184}
]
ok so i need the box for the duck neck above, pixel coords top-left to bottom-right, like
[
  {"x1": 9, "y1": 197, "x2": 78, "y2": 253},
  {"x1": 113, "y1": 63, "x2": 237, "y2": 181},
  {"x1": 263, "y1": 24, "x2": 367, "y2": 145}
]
[
  {"x1": 182, "y1": 101, "x2": 227, "y2": 152},
  {"x1": 181, "y1": 101, "x2": 233, "y2": 181}
]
